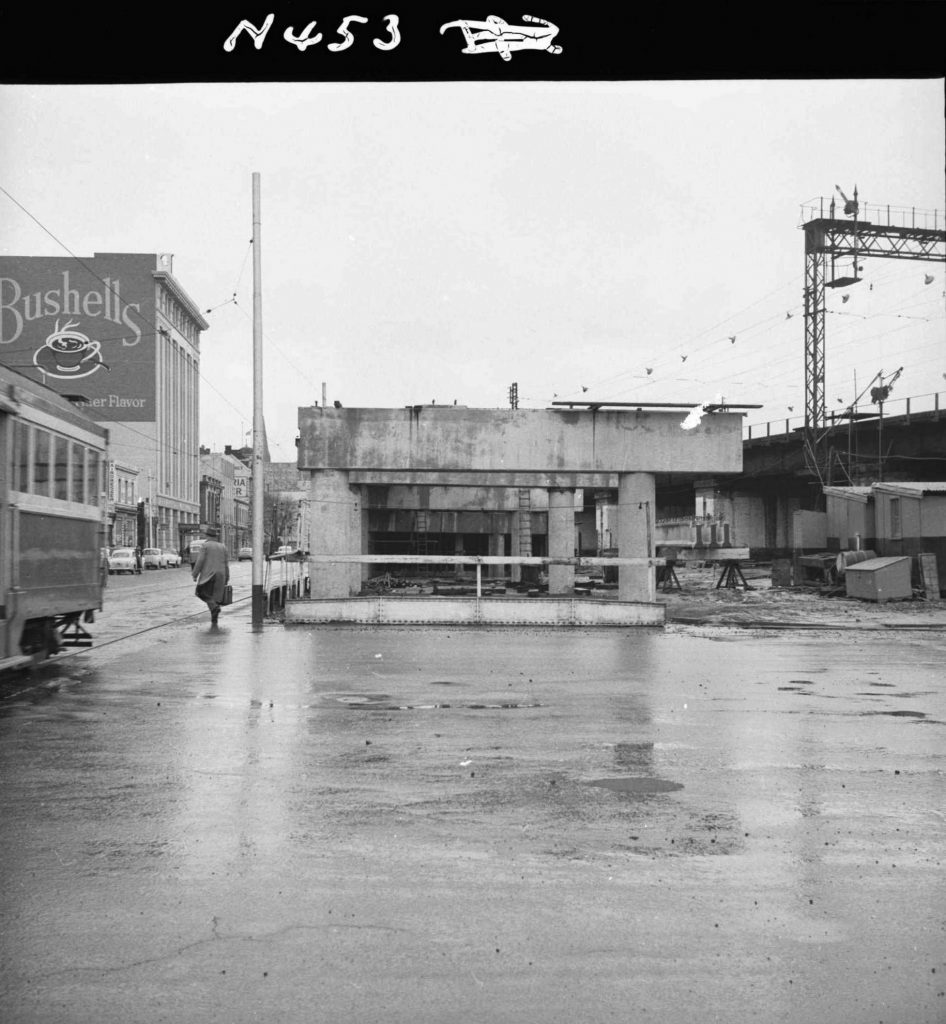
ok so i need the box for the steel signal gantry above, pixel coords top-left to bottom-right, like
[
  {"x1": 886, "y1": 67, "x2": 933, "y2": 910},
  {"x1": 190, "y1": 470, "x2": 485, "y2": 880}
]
[{"x1": 800, "y1": 190, "x2": 945, "y2": 481}]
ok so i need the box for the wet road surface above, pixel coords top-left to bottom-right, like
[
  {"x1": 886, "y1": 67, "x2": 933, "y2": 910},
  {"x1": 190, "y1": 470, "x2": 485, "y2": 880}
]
[{"x1": 1, "y1": 612, "x2": 944, "y2": 1023}]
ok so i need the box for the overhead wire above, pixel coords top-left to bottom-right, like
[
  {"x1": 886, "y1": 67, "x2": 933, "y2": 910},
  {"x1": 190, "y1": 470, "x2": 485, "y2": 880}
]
[
  {"x1": 5, "y1": 182, "x2": 940, "y2": 436},
  {"x1": 558, "y1": 273, "x2": 807, "y2": 400},
  {"x1": 543, "y1": 249, "x2": 943, "y2": 417}
]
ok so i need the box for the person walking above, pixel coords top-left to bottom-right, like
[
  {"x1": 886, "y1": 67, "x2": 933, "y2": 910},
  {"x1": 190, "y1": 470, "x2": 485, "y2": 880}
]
[{"x1": 192, "y1": 528, "x2": 230, "y2": 625}]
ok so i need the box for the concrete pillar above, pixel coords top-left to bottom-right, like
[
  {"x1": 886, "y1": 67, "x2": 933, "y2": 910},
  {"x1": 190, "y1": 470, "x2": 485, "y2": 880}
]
[
  {"x1": 358, "y1": 486, "x2": 371, "y2": 586},
  {"x1": 617, "y1": 473, "x2": 656, "y2": 603},
  {"x1": 488, "y1": 520, "x2": 505, "y2": 579},
  {"x1": 547, "y1": 488, "x2": 575, "y2": 595},
  {"x1": 454, "y1": 533, "x2": 465, "y2": 578},
  {"x1": 595, "y1": 489, "x2": 618, "y2": 554},
  {"x1": 511, "y1": 489, "x2": 532, "y2": 584},
  {"x1": 308, "y1": 470, "x2": 362, "y2": 598}
]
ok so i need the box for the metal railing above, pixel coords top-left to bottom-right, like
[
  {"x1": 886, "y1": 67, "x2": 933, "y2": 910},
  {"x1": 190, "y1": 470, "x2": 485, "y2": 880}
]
[
  {"x1": 263, "y1": 554, "x2": 309, "y2": 612},
  {"x1": 743, "y1": 391, "x2": 942, "y2": 441},
  {"x1": 799, "y1": 197, "x2": 942, "y2": 231},
  {"x1": 306, "y1": 554, "x2": 665, "y2": 599}
]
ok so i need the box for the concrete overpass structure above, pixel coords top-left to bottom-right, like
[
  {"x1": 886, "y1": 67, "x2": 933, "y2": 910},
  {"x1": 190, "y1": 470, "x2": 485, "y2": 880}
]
[
  {"x1": 682, "y1": 393, "x2": 946, "y2": 557},
  {"x1": 290, "y1": 404, "x2": 743, "y2": 624}
]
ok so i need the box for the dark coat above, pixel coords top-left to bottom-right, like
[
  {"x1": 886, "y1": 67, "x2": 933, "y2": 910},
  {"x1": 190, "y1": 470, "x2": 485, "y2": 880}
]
[{"x1": 192, "y1": 540, "x2": 230, "y2": 603}]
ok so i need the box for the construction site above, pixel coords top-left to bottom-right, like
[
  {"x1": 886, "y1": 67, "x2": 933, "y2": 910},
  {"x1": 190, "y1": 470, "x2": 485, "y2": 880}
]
[{"x1": 272, "y1": 190, "x2": 945, "y2": 628}]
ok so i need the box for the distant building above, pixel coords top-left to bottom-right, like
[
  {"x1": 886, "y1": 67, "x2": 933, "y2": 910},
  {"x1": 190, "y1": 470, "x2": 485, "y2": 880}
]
[
  {"x1": 0, "y1": 252, "x2": 208, "y2": 552},
  {"x1": 199, "y1": 448, "x2": 251, "y2": 555},
  {"x1": 264, "y1": 462, "x2": 311, "y2": 553},
  {"x1": 108, "y1": 461, "x2": 141, "y2": 548}
]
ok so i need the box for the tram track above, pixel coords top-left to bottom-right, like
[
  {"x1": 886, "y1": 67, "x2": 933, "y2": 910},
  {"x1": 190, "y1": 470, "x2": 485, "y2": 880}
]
[
  {"x1": 0, "y1": 564, "x2": 269, "y2": 695},
  {"x1": 77, "y1": 562, "x2": 260, "y2": 647},
  {"x1": 1, "y1": 557, "x2": 310, "y2": 695},
  {"x1": 0, "y1": 595, "x2": 259, "y2": 702},
  {"x1": 63, "y1": 594, "x2": 256, "y2": 652},
  {"x1": 1, "y1": 557, "x2": 307, "y2": 692}
]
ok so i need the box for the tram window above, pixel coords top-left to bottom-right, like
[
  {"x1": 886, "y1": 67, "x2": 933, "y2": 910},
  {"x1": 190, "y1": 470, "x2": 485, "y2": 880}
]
[
  {"x1": 87, "y1": 450, "x2": 100, "y2": 506},
  {"x1": 33, "y1": 429, "x2": 50, "y2": 497},
  {"x1": 53, "y1": 435, "x2": 69, "y2": 501},
  {"x1": 13, "y1": 420, "x2": 30, "y2": 493},
  {"x1": 72, "y1": 442, "x2": 86, "y2": 504}
]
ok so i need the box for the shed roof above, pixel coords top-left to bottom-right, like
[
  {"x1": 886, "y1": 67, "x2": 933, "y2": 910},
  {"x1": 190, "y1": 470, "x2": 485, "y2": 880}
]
[
  {"x1": 823, "y1": 486, "x2": 873, "y2": 503},
  {"x1": 872, "y1": 482, "x2": 946, "y2": 498},
  {"x1": 845, "y1": 556, "x2": 912, "y2": 572}
]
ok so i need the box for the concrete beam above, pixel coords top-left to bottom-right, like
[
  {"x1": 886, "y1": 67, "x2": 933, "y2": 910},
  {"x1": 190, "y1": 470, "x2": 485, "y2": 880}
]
[
  {"x1": 363, "y1": 484, "x2": 552, "y2": 511},
  {"x1": 300, "y1": 407, "x2": 743, "y2": 475},
  {"x1": 656, "y1": 547, "x2": 751, "y2": 560},
  {"x1": 350, "y1": 471, "x2": 621, "y2": 488},
  {"x1": 285, "y1": 597, "x2": 666, "y2": 627}
]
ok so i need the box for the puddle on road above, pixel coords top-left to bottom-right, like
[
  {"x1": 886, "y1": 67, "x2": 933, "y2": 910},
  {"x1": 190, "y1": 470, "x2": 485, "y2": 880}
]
[
  {"x1": 586, "y1": 777, "x2": 684, "y2": 794},
  {"x1": 862, "y1": 710, "x2": 928, "y2": 719},
  {"x1": 614, "y1": 742, "x2": 655, "y2": 768},
  {"x1": 325, "y1": 692, "x2": 540, "y2": 712}
]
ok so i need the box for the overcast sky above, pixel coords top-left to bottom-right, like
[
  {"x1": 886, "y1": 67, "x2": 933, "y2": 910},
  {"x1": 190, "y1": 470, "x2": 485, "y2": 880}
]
[{"x1": 1, "y1": 79, "x2": 943, "y2": 460}]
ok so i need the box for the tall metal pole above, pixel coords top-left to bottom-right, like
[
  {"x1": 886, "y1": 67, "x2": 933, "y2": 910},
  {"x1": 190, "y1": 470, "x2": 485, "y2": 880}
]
[
  {"x1": 251, "y1": 173, "x2": 265, "y2": 625},
  {"x1": 877, "y1": 401, "x2": 884, "y2": 484},
  {"x1": 148, "y1": 471, "x2": 154, "y2": 548},
  {"x1": 803, "y1": 223, "x2": 827, "y2": 482}
]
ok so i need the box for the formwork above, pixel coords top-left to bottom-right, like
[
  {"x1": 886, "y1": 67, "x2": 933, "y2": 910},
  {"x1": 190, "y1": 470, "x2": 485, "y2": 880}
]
[{"x1": 284, "y1": 596, "x2": 665, "y2": 627}]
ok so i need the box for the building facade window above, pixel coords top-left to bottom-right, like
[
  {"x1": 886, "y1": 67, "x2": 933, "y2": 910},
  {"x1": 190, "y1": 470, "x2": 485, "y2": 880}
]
[
  {"x1": 33, "y1": 429, "x2": 50, "y2": 497},
  {"x1": 13, "y1": 420, "x2": 30, "y2": 493},
  {"x1": 53, "y1": 436, "x2": 69, "y2": 501},
  {"x1": 71, "y1": 442, "x2": 86, "y2": 504}
]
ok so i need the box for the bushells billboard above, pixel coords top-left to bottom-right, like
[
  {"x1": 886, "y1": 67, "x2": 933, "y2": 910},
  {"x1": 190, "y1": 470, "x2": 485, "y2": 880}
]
[{"x1": 0, "y1": 254, "x2": 155, "y2": 421}]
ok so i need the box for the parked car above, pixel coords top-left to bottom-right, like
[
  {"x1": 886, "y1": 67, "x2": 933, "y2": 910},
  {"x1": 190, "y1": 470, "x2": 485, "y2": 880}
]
[
  {"x1": 142, "y1": 547, "x2": 167, "y2": 570},
  {"x1": 162, "y1": 549, "x2": 182, "y2": 568},
  {"x1": 238, "y1": 546, "x2": 253, "y2": 561},
  {"x1": 107, "y1": 547, "x2": 140, "y2": 575},
  {"x1": 275, "y1": 545, "x2": 296, "y2": 556}
]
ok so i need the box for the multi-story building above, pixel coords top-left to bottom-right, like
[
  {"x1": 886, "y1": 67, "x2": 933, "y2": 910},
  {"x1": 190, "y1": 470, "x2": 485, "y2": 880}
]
[
  {"x1": 108, "y1": 461, "x2": 141, "y2": 548},
  {"x1": 210, "y1": 448, "x2": 309, "y2": 555},
  {"x1": 0, "y1": 252, "x2": 207, "y2": 552}
]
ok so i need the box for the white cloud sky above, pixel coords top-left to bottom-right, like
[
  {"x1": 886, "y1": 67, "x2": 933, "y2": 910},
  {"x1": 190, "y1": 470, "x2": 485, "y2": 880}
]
[{"x1": 1, "y1": 79, "x2": 943, "y2": 459}]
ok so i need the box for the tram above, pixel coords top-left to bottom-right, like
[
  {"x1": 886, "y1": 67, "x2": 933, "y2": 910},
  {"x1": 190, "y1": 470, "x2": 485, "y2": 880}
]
[{"x1": 1, "y1": 364, "x2": 109, "y2": 671}]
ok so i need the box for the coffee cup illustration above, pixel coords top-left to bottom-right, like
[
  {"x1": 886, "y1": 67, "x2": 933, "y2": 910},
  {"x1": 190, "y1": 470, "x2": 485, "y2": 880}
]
[{"x1": 35, "y1": 320, "x2": 103, "y2": 378}]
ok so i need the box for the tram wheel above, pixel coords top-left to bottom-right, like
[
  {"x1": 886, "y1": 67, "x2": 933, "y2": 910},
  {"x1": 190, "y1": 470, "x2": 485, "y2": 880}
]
[{"x1": 19, "y1": 618, "x2": 61, "y2": 662}]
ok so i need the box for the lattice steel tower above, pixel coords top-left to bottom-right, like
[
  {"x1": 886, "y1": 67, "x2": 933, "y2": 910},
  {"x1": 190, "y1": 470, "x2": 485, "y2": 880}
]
[{"x1": 800, "y1": 188, "x2": 945, "y2": 480}]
